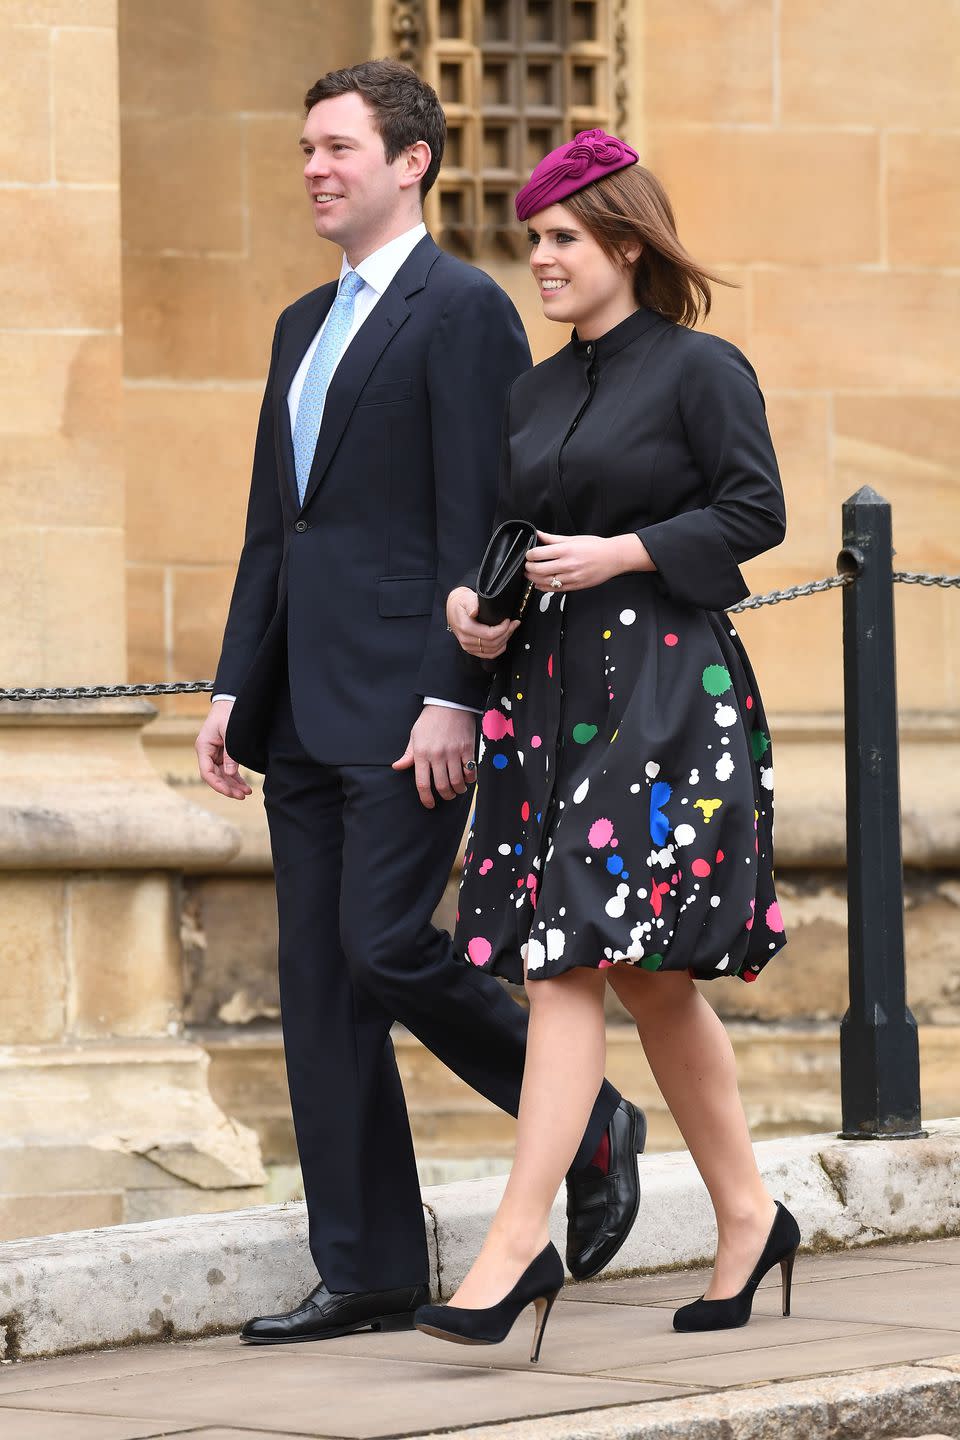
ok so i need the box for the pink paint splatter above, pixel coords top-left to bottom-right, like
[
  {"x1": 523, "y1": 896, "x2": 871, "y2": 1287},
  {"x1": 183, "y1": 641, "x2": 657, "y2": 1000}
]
[
  {"x1": 588, "y1": 817, "x2": 614, "y2": 849},
  {"x1": 746, "y1": 695, "x2": 754, "y2": 710},
  {"x1": 547, "y1": 654, "x2": 554, "y2": 678},
  {"x1": 599, "y1": 959, "x2": 615, "y2": 969},
  {"x1": 482, "y1": 708, "x2": 514, "y2": 742},
  {"x1": 691, "y1": 858, "x2": 712, "y2": 878},
  {"x1": 610, "y1": 837, "x2": 619, "y2": 848},
  {"x1": 526, "y1": 873, "x2": 539, "y2": 909},
  {"x1": 531, "y1": 735, "x2": 542, "y2": 749},
  {"x1": 745, "y1": 899, "x2": 756, "y2": 931},
  {"x1": 664, "y1": 633, "x2": 679, "y2": 647},
  {"x1": 765, "y1": 901, "x2": 785, "y2": 933},
  {"x1": 478, "y1": 858, "x2": 493, "y2": 875},
  {"x1": 467, "y1": 937, "x2": 491, "y2": 966}
]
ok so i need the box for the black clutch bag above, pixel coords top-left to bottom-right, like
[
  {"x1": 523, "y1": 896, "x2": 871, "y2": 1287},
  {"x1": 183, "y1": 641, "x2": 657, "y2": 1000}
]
[{"x1": 475, "y1": 519, "x2": 539, "y2": 626}]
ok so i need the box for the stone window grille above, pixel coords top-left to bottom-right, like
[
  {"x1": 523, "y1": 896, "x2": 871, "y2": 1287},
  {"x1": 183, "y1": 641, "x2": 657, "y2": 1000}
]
[{"x1": 421, "y1": 0, "x2": 616, "y2": 259}]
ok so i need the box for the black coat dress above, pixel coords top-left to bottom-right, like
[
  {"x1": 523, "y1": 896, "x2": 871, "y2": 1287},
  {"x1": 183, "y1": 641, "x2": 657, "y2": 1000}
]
[{"x1": 454, "y1": 307, "x2": 788, "y2": 986}]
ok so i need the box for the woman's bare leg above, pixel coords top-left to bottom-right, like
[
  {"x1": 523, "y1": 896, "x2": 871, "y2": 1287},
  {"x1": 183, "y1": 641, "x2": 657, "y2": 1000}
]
[
  {"x1": 607, "y1": 966, "x2": 777, "y2": 1300},
  {"x1": 450, "y1": 964, "x2": 608, "y2": 1308}
]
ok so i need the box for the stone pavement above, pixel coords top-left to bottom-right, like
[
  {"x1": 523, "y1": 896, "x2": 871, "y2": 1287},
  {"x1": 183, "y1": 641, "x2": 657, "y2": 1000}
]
[{"x1": 1, "y1": 1237, "x2": 960, "y2": 1440}]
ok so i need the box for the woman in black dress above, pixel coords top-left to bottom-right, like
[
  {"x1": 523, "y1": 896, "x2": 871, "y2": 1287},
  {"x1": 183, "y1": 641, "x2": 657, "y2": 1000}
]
[{"x1": 414, "y1": 132, "x2": 800, "y2": 1360}]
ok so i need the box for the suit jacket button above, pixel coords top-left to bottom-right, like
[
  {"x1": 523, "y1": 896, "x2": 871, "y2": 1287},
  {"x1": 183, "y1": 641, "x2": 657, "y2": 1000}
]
[{"x1": 294, "y1": 520, "x2": 308, "y2": 533}]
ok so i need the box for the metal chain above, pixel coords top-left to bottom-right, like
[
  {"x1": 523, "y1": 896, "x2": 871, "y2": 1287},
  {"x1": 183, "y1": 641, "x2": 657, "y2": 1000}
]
[
  {"x1": 893, "y1": 569, "x2": 960, "y2": 589},
  {"x1": 0, "y1": 569, "x2": 956, "y2": 701}
]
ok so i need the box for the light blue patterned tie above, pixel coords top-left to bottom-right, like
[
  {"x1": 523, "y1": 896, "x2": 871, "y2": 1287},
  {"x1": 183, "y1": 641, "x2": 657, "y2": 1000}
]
[{"x1": 292, "y1": 269, "x2": 366, "y2": 503}]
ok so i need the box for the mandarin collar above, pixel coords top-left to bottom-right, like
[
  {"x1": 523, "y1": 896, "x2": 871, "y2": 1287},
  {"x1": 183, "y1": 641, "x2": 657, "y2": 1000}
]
[{"x1": 571, "y1": 306, "x2": 661, "y2": 364}]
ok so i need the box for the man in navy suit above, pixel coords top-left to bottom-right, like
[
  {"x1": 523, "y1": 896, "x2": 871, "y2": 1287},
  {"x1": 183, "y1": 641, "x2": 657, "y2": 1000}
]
[{"x1": 195, "y1": 59, "x2": 643, "y2": 1343}]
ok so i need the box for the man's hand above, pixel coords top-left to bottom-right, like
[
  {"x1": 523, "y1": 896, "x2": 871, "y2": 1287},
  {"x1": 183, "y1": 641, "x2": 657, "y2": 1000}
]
[
  {"x1": 526, "y1": 530, "x2": 654, "y2": 592},
  {"x1": 446, "y1": 586, "x2": 519, "y2": 660},
  {"x1": 392, "y1": 704, "x2": 478, "y2": 810},
  {"x1": 195, "y1": 699, "x2": 252, "y2": 800}
]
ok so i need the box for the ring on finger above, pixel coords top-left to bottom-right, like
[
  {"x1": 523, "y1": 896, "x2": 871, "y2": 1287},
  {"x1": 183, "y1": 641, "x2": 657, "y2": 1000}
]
[
  {"x1": 550, "y1": 575, "x2": 562, "y2": 590},
  {"x1": 478, "y1": 638, "x2": 484, "y2": 653},
  {"x1": 464, "y1": 759, "x2": 477, "y2": 773}
]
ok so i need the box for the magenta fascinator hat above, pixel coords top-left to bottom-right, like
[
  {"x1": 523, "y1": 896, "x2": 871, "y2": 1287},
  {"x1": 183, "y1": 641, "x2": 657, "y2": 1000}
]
[{"x1": 515, "y1": 128, "x2": 640, "y2": 222}]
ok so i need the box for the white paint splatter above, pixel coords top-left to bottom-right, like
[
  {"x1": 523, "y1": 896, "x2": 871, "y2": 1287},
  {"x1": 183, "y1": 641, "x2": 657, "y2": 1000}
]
[
  {"x1": 525, "y1": 938, "x2": 546, "y2": 970},
  {"x1": 714, "y1": 704, "x2": 737, "y2": 728},
  {"x1": 546, "y1": 929, "x2": 566, "y2": 962},
  {"x1": 619, "y1": 609, "x2": 636, "y2": 626},
  {"x1": 645, "y1": 760, "x2": 660, "y2": 779},
  {"x1": 715, "y1": 753, "x2": 735, "y2": 782},
  {"x1": 761, "y1": 765, "x2": 774, "y2": 791},
  {"x1": 673, "y1": 823, "x2": 697, "y2": 847},
  {"x1": 572, "y1": 778, "x2": 590, "y2": 804},
  {"x1": 605, "y1": 882, "x2": 631, "y2": 918}
]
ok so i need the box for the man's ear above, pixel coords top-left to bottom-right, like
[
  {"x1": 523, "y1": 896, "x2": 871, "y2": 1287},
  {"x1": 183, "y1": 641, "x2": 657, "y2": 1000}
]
[{"x1": 398, "y1": 141, "x2": 432, "y2": 191}]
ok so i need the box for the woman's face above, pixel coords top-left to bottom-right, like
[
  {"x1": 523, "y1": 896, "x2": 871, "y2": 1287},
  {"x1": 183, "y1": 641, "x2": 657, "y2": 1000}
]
[{"x1": 526, "y1": 203, "x2": 639, "y2": 336}]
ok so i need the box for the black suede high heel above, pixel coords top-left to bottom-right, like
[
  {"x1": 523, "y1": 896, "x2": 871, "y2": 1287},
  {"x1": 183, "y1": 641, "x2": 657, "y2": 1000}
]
[
  {"x1": 414, "y1": 1243, "x2": 565, "y2": 1363},
  {"x1": 673, "y1": 1201, "x2": 801, "y2": 1332}
]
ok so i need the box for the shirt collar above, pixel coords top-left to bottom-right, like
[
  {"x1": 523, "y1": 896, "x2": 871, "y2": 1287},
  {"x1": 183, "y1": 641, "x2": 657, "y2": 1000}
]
[{"x1": 338, "y1": 222, "x2": 428, "y2": 298}]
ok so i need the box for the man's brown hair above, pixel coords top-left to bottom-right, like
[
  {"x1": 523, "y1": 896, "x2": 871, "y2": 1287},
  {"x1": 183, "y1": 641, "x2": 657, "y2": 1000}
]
[
  {"x1": 562, "y1": 165, "x2": 729, "y2": 327},
  {"x1": 304, "y1": 59, "x2": 446, "y2": 200}
]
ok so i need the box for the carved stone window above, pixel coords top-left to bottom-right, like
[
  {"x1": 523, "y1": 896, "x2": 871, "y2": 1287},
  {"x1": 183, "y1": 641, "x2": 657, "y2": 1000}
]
[{"x1": 422, "y1": 0, "x2": 615, "y2": 258}]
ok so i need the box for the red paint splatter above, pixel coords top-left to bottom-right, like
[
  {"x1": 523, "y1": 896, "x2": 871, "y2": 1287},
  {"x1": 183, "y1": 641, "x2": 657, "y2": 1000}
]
[
  {"x1": 650, "y1": 880, "x2": 670, "y2": 917},
  {"x1": 691, "y1": 858, "x2": 711, "y2": 878},
  {"x1": 547, "y1": 654, "x2": 554, "y2": 678},
  {"x1": 746, "y1": 695, "x2": 754, "y2": 710},
  {"x1": 742, "y1": 968, "x2": 759, "y2": 983},
  {"x1": 715, "y1": 849, "x2": 725, "y2": 863},
  {"x1": 664, "y1": 633, "x2": 679, "y2": 647},
  {"x1": 521, "y1": 801, "x2": 530, "y2": 822}
]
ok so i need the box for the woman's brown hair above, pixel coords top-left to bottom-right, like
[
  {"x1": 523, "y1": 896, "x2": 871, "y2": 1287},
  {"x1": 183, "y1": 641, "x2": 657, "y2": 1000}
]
[{"x1": 561, "y1": 165, "x2": 728, "y2": 327}]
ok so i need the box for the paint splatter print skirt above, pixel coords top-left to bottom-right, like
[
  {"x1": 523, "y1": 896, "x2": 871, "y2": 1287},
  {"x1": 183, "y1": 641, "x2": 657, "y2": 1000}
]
[{"x1": 454, "y1": 571, "x2": 786, "y2": 985}]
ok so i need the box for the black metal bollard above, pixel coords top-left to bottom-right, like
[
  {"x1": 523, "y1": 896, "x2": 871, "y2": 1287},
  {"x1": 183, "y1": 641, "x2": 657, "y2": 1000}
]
[{"x1": 837, "y1": 486, "x2": 923, "y2": 1139}]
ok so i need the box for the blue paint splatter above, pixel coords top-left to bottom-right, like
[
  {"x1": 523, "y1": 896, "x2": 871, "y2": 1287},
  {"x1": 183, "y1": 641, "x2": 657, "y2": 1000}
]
[
  {"x1": 606, "y1": 855, "x2": 624, "y2": 875},
  {"x1": 650, "y1": 781, "x2": 673, "y2": 846},
  {"x1": 492, "y1": 754, "x2": 508, "y2": 770}
]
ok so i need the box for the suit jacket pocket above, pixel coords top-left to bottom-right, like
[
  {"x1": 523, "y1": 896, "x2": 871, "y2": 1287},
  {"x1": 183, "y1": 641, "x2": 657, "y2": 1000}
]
[
  {"x1": 377, "y1": 576, "x2": 436, "y2": 617},
  {"x1": 358, "y1": 379, "x2": 414, "y2": 408}
]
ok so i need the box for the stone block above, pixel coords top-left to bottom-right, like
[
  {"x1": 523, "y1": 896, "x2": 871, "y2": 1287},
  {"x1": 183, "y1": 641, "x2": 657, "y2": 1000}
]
[
  {"x1": 245, "y1": 114, "x2": 319, "y2": 271},
  {"x1": 5, "y1": 2, "x2": 115, "y2": 19},
  {"x1": 895, "y1": 584, "x2": 952, "y2": 714},
  {"x1": 700, "y1": 266, "x2": 750, "y2": 354},
  {"x1": 0, "y1": 21, "x2": 51, "y2": 182},
  {"x1": 121, "y1": 252, "x2": 282, "y2": 381},
  {"x1": 0, "y1": 333, "x2": 123, "y2": 529},
  {"x1": 782, "y1": 0, "x2": 960, "y2": 127},
  {"x1": 43, "y1": 527, "x2": 126, "y2": 674},
  {"x1": 52, "y1": 24, "x2": 119, "y2": 184},
  {"x1": 121, "y1": 114, "x2": 244, "y2": 255},
  {"x1": 0, "y1": 1191, "x2": 122, "y2": 1242},
  {"x1": 649, "y1": 129, "x2": 880, "y2": 265},
  {"x1": 887, "y1": 133, "x2": 960, "y2": 268},
  {"x1": 763, "y1": 392, "x2": 831, "y2": 569},
  {"x1": 170, "y1": 566, "x2": 235, "y2": 681},
  {"x1": 123, "y1": 1182, "x2": 266, "y2": 1224},
  {"x1": 181, "y1": 876, "x2": 279, "y2": 1027},
  {"x1": 66, "y1": 873, "x2": 182, "y2": 1039},
  {"x1": 751, "y1": 268, "x2": 960, "y2": 391},
  {"x1": 119, "y1": 0, "x2": 365, "y2": 115},
  {"x1": 123, "y1": 385, "x2": 260, "y2": 564},
  {"x1": 0, "y1": 875, "x2": 66, "y2": 1043},
  {"x1": 644, "y1": 0, "x2": 773, "y2": 124},
  {"x1": 30, "y1": 527, "x2": 127, "y2": 685},
  {"x1": 0, "y1": 187, "x2": 121, "y2": 330},
  {"x1": 125, "y1": 564, "x2": 167, "y2": 685},
  {"x1": 834, "y1": 396, "x2": 960, "y2": 571}
]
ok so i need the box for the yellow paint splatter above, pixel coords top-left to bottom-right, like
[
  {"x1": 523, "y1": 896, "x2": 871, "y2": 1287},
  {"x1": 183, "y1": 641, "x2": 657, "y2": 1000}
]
[
  {"x1": 517, "y1": 692, "x2": 523, "y2": 699},
  {"x1": 603, "y1": 629, "x2": 611, "y2": 639},
  {"x1": 694, "y1": 798, "x2": 723, "y2": 823}
]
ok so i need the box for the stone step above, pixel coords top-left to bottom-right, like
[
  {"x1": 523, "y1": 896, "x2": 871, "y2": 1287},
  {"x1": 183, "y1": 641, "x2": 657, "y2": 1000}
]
[{"x1": 197, "y1": 1022, "x2": 960, "y2": 1165}]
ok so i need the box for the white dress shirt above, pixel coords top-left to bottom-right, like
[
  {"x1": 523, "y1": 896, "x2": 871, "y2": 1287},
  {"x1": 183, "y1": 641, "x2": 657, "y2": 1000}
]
[{"x1": 214, "y1": 222, "x2": 479, "y2": 716}]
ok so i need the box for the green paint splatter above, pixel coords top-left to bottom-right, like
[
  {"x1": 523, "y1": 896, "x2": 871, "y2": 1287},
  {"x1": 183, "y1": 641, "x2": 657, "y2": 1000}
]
[
  {"x1": 640, "y1": 953, "x2": 664, "y2": 971},
  {"x1": 702, "y1": 664, "x2": 732, "y2": 696},
  {"x1": 572, "y1": 723, "x2": 598, "y2": 745},
  {"x1": 751, "y1": 728, "x2": 770, "y2": 761}
]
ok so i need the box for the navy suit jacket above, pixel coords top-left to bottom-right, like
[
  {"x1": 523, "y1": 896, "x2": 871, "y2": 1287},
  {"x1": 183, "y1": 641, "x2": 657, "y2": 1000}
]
[{"x1": 215, "y1": 235, "x2": 532, "y2": 770}]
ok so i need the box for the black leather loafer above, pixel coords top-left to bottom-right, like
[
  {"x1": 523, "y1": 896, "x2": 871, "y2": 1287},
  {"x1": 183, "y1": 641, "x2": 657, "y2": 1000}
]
[
  {"x1": 565, "y1": 1098, "x2": 646, "y2": 1281},
  {"x1": 240, "y1": 1280, "x2": 429, "y2": 1344}
]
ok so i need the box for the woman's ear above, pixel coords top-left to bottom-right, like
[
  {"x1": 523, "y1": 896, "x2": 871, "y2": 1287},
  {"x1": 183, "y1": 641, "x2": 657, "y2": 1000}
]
[{"x1": 622, "y1": 241, "x2": 643, "y2": 267}]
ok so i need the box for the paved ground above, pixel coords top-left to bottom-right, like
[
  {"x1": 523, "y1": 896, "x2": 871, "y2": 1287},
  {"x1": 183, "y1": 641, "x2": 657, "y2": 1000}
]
[{"x1": 1, "y1": 1236, "x2": 959, "y2": 1439}]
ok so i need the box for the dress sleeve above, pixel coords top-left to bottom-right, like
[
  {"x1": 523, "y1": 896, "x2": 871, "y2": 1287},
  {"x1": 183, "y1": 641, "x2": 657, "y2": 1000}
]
[
  {"x1": 636, "y1": 336, "x2": 786, "y2": 611},
  {"x1": 456, "y1": 381, "x2": 517, "y2": 596}
]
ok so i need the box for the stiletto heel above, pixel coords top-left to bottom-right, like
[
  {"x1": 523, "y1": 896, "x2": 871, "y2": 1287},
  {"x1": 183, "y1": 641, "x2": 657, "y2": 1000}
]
[
  {"x1": 673, "y1": 1201, "x2": 802, "y2": 1333},
  {"x1": 415, "y1": 1244, "x2": 565, "y2": 1363},
  {"x1": 780, "y1": 1247, "x2": 797, "y2": 1317},
  {"x1": 530, "y1": 1290, "x2": 560, "y2": 1363}
]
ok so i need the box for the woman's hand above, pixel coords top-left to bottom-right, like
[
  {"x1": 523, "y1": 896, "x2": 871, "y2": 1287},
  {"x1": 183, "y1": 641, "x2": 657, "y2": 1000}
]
[
  {"x1": 446, "y1": 586, "x2": 519, "y2": 660},
  {"x1": 525, "y1": 531, "x2": 654, "y2": 592}
]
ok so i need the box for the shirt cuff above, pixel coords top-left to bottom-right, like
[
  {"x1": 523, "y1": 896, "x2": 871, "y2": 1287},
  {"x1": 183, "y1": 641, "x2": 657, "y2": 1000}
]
[
  {"x1": 211, "y1": 693, "x2": 236, "y2": 704},
  {"x1": 423, "y1": 696, "x2": 483, "y2": 715}
]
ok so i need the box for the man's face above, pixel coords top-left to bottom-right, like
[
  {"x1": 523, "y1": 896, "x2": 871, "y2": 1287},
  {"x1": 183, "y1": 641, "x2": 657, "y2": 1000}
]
[{"x1": 299, "y1": 92, "x2": 407, "y2": 253}]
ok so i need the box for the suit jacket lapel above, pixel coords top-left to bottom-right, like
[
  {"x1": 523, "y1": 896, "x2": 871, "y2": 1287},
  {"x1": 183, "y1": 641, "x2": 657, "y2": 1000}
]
[
  {"x1": 275, "y1": 284, "x2": 336, "y2": 501},
  {"x1": 299, "y1": 283, "x2": 411, "y2": 512}
]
